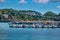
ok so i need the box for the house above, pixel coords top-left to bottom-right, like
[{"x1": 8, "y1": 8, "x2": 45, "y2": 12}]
[{"x1": 3, "y1": 14, "x2": 9, "y2": 19}]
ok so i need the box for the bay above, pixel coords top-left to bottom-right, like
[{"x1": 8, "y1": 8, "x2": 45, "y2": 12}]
[{"x1": 0, "y1": 23, "x2": 60, "y2": 40}]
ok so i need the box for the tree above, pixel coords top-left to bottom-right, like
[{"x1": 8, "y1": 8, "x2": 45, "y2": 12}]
[
  {"x1": 43, "y1": 11, "x2": 57, "y2": 20},
  {"x1": 58, "y1": 13, "x2": 60, "y2": 17},
  {"x1": 44, "y1": 11, "x2": 57, "y2": 17}
]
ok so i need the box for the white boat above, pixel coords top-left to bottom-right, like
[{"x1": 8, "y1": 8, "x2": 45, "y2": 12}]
[
  {"x1": 18, "y1": 24, "x2": 23, "y2": 28},
  {"x1": 48, "y1": 25, "x2": 52, "y2": 28},
  {"x1": 8, "y1": 22, "x2": 59, "y2": 28}
]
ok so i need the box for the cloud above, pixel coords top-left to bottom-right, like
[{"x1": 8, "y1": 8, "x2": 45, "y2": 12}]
[
  {"x1": 33, "y1": 0, "x2": 49, "y2": 3},
  {"x1": 0, "y1": 0, "x2": 5, "y2": 2},
  {"x1": 19, "y1": 0, "x2": 27, "y2": 4},
  {"x1": 50, "y1": 0, "x2": 60, "y2": 2},
  {"x1": 57, "y1": 6, "x2": 60, "y2": 8}
]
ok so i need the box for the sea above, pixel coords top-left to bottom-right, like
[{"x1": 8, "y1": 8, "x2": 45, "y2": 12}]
[{"x1": 0, "y1": 23, "x2": 60, "y2": 40}]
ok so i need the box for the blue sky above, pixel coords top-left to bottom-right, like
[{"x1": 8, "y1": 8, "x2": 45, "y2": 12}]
[{"x1": 0, "y1": 0, "x2": 60, "y2": 14}]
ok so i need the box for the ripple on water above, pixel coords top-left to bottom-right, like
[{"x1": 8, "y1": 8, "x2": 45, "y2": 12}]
[{"x1": 0, "y1": 23, "x2": 60, "y2": 40}]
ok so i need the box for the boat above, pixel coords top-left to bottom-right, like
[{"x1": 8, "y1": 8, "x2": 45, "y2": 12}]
[{"x1": 8, "y1": 21, "x2": 59, "y2": 28}]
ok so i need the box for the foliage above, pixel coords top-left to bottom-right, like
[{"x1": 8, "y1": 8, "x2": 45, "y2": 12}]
[{"x1": 0, "y1": 9, "x2": 60, "y2": 22}]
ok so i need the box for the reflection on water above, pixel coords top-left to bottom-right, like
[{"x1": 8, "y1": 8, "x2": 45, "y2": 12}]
[{"x1": 0, "y1": 23, "x2": 60, "y2": 40}]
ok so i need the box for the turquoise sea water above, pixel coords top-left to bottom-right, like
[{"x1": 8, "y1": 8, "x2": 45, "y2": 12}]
[{"x1": 0, "y1": 23, "x2": 60, "y2": 40}]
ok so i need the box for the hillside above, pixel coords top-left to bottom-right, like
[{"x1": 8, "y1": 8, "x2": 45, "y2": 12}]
[{"x1": 0, "y1": 9, "x2": 60, "y2": 22}]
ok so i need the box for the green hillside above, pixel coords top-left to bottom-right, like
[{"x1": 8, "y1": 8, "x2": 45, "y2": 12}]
[{"x1": 0, "y1": 9, "x2": 60, "y2": 22}]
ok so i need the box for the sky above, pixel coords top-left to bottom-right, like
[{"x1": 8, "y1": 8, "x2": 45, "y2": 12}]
[{"x1": 0, "y1": 0, "x2": 60, "y2": 14}]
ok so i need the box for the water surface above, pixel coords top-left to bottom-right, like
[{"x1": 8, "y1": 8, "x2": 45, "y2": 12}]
[{"x1": 0, "y1": 23, "x2": 60, "y2": 40}]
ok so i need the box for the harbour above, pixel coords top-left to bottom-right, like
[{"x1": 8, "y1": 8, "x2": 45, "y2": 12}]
[
  {"x1": 0, "y1": 0, "x2": 60, "y2": 40},
  {"x1": 9, "y1": 21, "x2": 60, "y2": 28}
]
